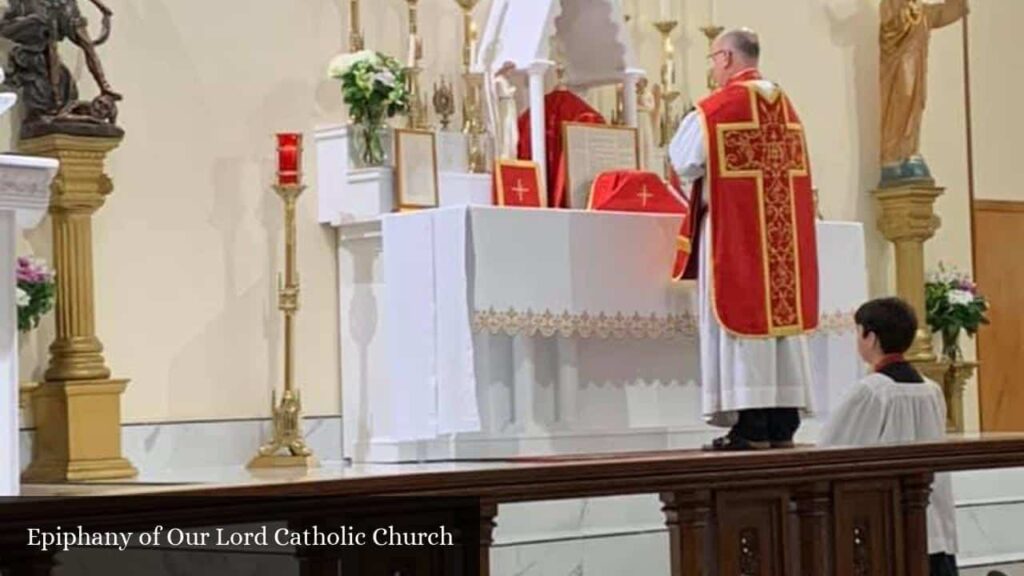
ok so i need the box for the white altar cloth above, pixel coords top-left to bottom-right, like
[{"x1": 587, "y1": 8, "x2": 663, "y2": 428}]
[
  {"x1": 336, "y1": 207, "x2": 867, "y2": 461},
  {"x1": 379, "y1": 206, "x2": 683, "y2": 442}
]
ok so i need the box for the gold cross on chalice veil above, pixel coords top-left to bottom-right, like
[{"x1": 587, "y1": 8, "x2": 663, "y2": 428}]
[{"x1": 637, "y1": 185, "x2": 654, "y2": 207}]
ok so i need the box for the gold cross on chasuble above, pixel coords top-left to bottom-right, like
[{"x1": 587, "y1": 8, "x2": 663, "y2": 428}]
[{"x1": 716, "y1": 90, "x2": 809, "y2": 331}]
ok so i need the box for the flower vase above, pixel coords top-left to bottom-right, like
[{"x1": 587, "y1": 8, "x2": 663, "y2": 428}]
[
  {"x1": 351, "y1": 120, "x2": 390, "y2": 168},
  {"x1": 940, "y1": 327, "x2": 961, "y2": 364}
]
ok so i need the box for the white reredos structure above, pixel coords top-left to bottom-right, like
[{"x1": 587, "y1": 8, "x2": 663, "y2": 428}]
[
  {"x1": 474, "y1": 0, "x2": 643, "y2": 179},
  {"x1": 0, "y1": 69, "x2": 59, "y2": 497}
]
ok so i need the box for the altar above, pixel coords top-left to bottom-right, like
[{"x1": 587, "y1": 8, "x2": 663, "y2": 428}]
[{"x1": 334, "y1": 206, "x2": 867, "y2": 462}]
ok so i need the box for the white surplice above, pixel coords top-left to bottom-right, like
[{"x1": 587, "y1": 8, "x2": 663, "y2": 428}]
[
  {"x1": 818, "y1": 373, "x2": 958, "y2": 555},
  {"x1": 668, "y1": 85, "x2": 815, "y2": 428}
]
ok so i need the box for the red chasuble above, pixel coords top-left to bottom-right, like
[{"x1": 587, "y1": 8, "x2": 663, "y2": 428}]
[
  {"x1": 699, "y1": 70, "x2": 818, "y2": 337},
  {"x1": 589, "y1": 170, "x2": 692, "y2": 280},
  {"x1": 518, "y1": 89, "x2": 605, "y2": 208}
]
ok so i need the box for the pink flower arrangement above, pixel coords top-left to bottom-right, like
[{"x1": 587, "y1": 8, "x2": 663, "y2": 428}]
[
  {"x1": 16, "y1": 256, "x2": 56, "y2": 333},
  {"x1": 17, "y1": 256, "x2": 54, "y2": 284},
  {"x1": 925, "y1": 262, "x2": 989, "y2": 362}
]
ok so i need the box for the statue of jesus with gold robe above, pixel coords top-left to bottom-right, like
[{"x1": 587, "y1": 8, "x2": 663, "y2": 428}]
[{"x1": 879, "y1": 0, "x2": 968, "y2": 186}]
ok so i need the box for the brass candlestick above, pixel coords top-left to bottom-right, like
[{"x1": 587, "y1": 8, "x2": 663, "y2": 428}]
[
  {"x1": 454, "y1": 0, "x2": 480, "y2": 72},
  {"x1": 654, "y1": 20, "x2": 682, "y2": 146},
  {"x1": 349, "y1": 0, "x2": 364, "y2": 51},
  {"x1": 405, "y1": 0, "x2": 429, "y2": 130},
  {"x1": 455, "y1": 0, "x2": 488, "y2": 171},
  {"x1": 653, "y1": 20, "x2": 679, "y2": 91},
  {"x1": 700, "y1": 25, "x2": 725, "y2": 91},
  {"x1": 249, "y1": 170, "x2": 317, "y2": 469},
  {"x1": 612, "y1": 14, "x2": 634, "y2": 126},
  {"x1": 464, "y1": 74, "x2": 488, "y2": 173}
]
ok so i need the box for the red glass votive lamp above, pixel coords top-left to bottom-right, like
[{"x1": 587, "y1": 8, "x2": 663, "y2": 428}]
[{"x1": 276, "y1": 133, "x2": 302, "y2": 186}]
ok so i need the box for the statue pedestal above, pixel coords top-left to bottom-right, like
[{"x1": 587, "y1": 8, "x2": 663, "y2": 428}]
[
  {"x1": 872, "y1": 184, "x2": 943, "y2": 363},
  {"x1": 942, "y1": 361, "x2": 976, "y2": 433},
  {"x1": 910, "y1": 358, "x2": 975, "y2": 433},
  {"x1": 18, "y1": 134, "x2": 136, "y2": 483},
  {"x1": 0, "y1": 154, "x2": 58, "y2": 496},
  {"x1": 873, "y1": 183, "x2": 972, "y2": 432}
]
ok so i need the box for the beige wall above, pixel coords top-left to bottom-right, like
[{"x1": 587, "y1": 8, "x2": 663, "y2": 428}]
[
  {"x1": 12, "y1": 0, "x2": 358, "y2": 422},
  {"x1": 967, "y1": 0, "x2": 1024, "y2": 203},
  {"x1": 9, "y1": 0, "x2": 994, "y2": 426}
]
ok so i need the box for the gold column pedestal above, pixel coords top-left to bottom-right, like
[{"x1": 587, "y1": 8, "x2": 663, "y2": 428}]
[
  {"x1": 912, "y1": 358, "x2": 974, "y2": 433},
  {"x1": 941, "y1": 361, "x2": 976, "y2": 433},
  {"x1": 874, "y1": 184, "x2": 972, "y2": 432},
  {"x1": 18, "y1": 134, "x2": 137, "y2": 482},
  {"x1": 18, "y1": 381, "x2": 38, "y2": 411},
  {"x1": 872, "y1": 184, "x2": 943, "y2": 363},
  {"x1": 902, "y1": 356, "x2": 975, "y2": 435}
]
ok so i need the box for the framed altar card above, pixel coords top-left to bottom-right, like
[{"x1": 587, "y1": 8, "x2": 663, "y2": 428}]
[
  {"x1": 563, "y1": 123, "x2": 640, "y2": 209},
  {"x1": 494, "y1": 159, "x2": 546, "y2": 208},
  {"x1": 394, "y1": 128, "x2": 439, "y2": 210}
]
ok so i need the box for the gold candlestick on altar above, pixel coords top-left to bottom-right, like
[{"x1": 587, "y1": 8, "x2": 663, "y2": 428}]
[
  {"x1": 612, "y1": 14, "x2": 634, "y2": 126},
  {"x1": 405, "y1": 0, "x2": 429, "y2": 130},
  {"x1": 700, "y1": 25, "x2": 725, "y2": 91},
  {"x1": 249, "y1": 136, "x2": 317, "y2": 470},
  {"x1": 654, "y1": 20, "x2": 682, "y2": 146},
  {"x1": 464, "y1": 72, "x2": 488, "y2": 173},
  {"x1": 653, "y1": 20, "x2": 679, "y2": 91},
  {"x1": 455, "y1": 0, "x2": 487, "y2": 172},
  {"x1": 349, "y1": 0, "x2": 364, "y2": 51},
  {"x1": 455, "y1": 0, "x2": 480, "y2": 72}
]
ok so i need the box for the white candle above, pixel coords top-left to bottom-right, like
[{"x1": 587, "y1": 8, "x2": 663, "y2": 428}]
[
  {"x1": 709, "y1": 0, "x2": 716, "y2": 23},
  {"x1": 660, "y1": 0, "x2": 670, "y2": 19}
]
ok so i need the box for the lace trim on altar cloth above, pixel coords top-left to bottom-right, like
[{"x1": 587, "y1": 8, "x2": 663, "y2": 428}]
[
  {"x1": 818, "y1": 310, "x2": 857, "y2": 333},
  {"x1": 472, "y1": 308, "x2": 698, "y2": 339},
  {"x1": 471, "y1": 308, "x2": 857, "y2": 339}
]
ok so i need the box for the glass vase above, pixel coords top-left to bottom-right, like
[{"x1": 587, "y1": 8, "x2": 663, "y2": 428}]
[
  {"x1": 940, "y1": 326, "x2": 961, "y2": 364},
  {"x1": 351, "y1": 119, "x2": 389, "y2": 168}
]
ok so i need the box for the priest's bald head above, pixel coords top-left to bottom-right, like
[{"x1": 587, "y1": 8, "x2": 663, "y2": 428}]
[{"x1": 708, "y1": 28, "x2": 761, "y2": 88}]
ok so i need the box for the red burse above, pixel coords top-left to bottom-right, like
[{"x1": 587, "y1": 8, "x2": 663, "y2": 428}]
[
  {"x1": 588, "y1": 170, "x2": 692, "y2": 280},
  {"x1": 699, "y1": 69, "x2": 818, "y2": 337},
  {"x1": 517, "y1": 89, "x2": 605, "y2": 209},
  {"x1": 494, "y1": 160, "x2": 546, "y2": 208}
]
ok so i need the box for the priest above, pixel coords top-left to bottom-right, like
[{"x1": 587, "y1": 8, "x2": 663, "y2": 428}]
[
  {"x1": 517, "y1": 65, "x2": 605, "y2": 208},
  {"x1": 668, "y1": 28, "x2": 819, "y2": 451}
]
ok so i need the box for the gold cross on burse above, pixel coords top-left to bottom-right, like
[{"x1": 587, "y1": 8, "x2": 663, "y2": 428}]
[{"x1": 511, "y1": 179, "x2": 529, "y2": 203}]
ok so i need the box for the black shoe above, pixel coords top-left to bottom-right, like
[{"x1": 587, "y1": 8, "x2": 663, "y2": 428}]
[{"x1": 702, "y1": 433, "x2": 770, "y2": 452}]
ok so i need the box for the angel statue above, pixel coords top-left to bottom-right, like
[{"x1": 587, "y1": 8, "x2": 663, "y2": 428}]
[{"x1": 1, "y1": 0, "x2": 123, "y2": 139}]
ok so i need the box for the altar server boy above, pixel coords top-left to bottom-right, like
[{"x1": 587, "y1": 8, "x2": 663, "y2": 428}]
[{"x1": 819, "y1": 297, "x2": 958, "y2": 576}]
